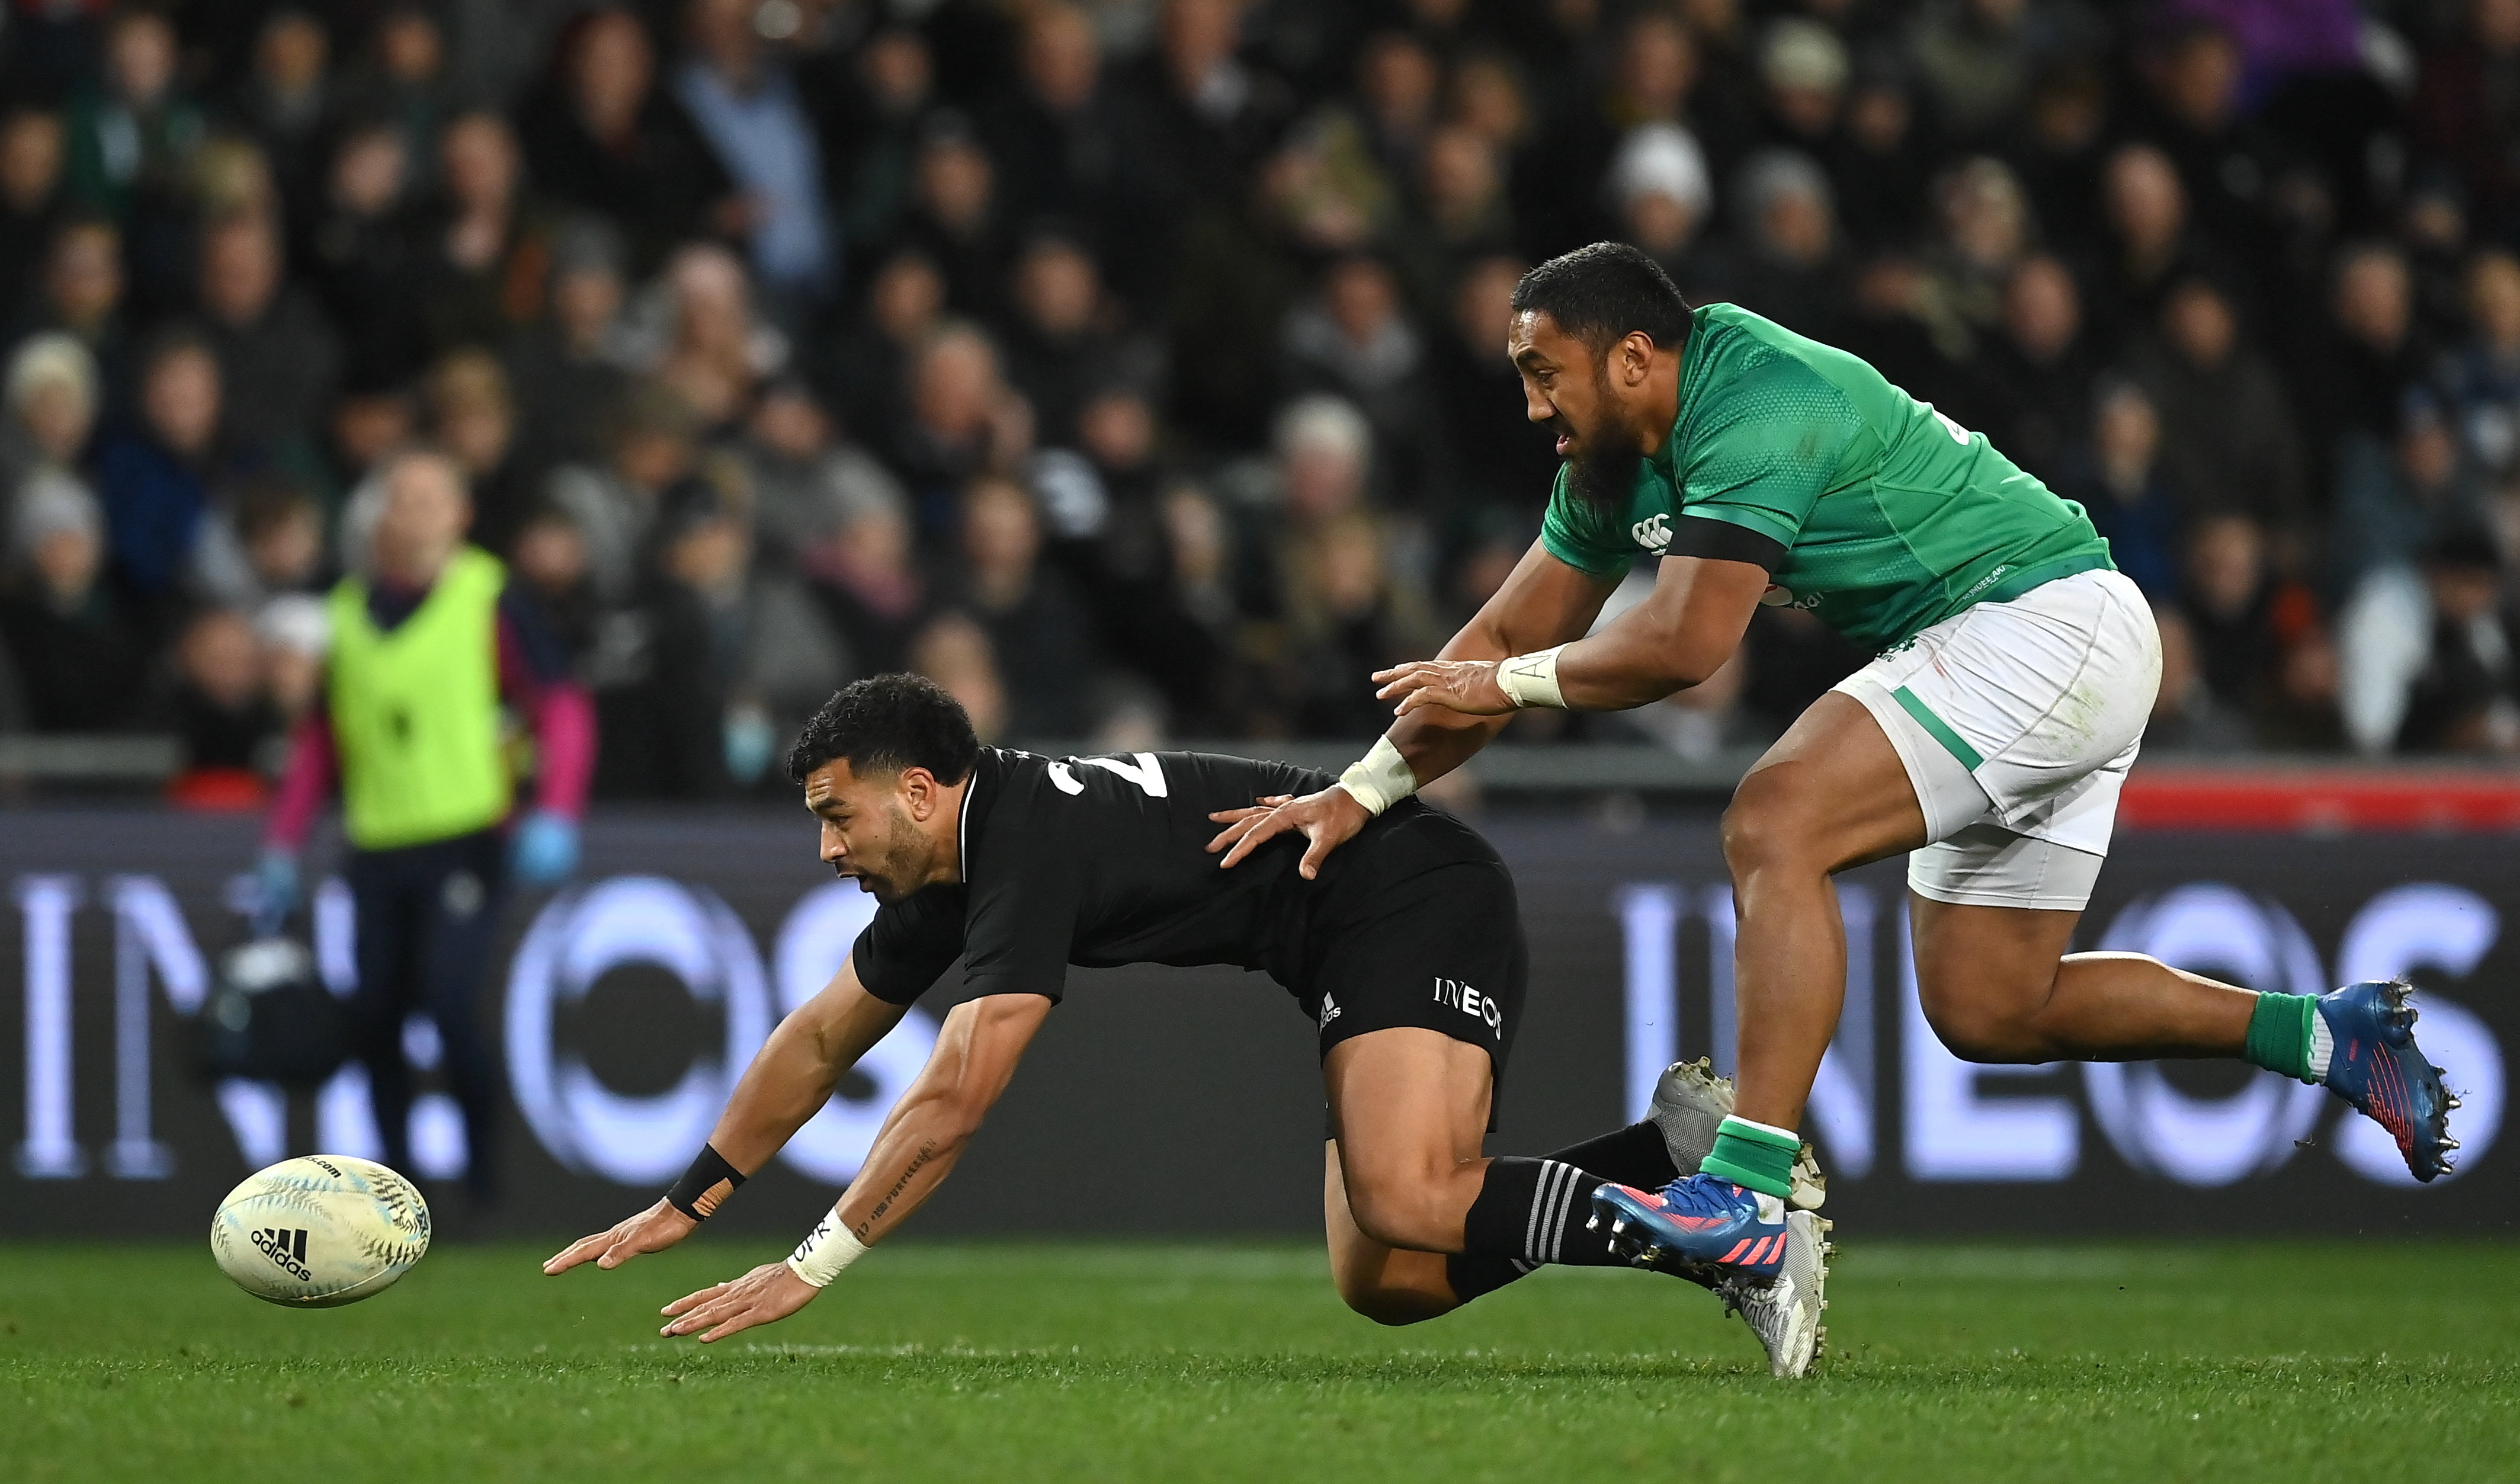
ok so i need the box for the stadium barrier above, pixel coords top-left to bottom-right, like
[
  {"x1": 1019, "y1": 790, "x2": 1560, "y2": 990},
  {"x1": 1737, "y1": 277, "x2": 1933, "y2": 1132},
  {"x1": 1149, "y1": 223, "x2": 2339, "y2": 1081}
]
[{"x1": 1, "y1": 806, "x2": 2511, "y2": 1238}]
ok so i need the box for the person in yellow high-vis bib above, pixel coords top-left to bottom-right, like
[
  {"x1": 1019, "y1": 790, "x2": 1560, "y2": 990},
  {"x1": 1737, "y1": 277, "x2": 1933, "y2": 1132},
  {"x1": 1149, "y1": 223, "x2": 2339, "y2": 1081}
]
[{"x1": 257, "y1": 448, "x2": 595, "y2": 1212}]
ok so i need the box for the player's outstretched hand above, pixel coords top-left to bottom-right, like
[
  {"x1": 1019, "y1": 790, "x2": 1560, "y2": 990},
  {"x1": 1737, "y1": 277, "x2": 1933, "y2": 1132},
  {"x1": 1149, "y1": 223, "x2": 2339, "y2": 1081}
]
[
  {"x1": 659, "y1": 1261, "x2": 818, "y2": 1342},
  {"x1": 543, "y1": 1198, "x2": 697, "y2": 1275},
  {"x1": 1206, "y1": 786, "x2": 1367, "y2": 879},
  {"x1": 1374, "y1": 659, "x2": 1515, "y2": 718}
]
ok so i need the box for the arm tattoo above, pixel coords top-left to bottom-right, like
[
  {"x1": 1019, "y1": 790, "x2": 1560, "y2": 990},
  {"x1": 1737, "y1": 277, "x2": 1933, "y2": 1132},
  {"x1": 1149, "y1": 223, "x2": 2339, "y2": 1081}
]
[{"x1": 855, "y1": 1139, "x2": 938, "y2": 1241}]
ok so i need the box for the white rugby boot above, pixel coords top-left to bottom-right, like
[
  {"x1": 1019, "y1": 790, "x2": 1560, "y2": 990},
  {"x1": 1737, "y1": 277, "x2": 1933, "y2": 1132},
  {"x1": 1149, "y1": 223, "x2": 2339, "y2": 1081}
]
[
  {"x1": 1719, "y1": 1208, "x2": 1832, "y2": 1379},
  {"x1": 1647, "y1": 1057, "x2": 1827, "y2": 1210}
]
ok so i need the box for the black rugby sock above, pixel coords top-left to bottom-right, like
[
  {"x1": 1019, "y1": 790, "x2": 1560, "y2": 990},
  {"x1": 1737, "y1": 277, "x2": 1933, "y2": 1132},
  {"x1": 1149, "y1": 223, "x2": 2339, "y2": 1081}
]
[{"x1": 1444, "y1": 1125, "x2": 1698, "y2": 1305}]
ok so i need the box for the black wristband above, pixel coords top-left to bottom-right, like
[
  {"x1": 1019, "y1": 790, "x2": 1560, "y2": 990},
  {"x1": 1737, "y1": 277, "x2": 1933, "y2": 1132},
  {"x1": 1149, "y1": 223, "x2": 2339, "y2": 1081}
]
[{"x1": 665, "y1": 1143, "x2": 747, "y2": 1220}]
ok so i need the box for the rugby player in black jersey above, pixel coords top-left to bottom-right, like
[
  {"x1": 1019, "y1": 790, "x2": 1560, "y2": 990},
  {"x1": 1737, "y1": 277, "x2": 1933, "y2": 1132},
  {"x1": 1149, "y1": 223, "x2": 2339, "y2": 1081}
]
[{"x1": 546, "y1": 675, "x2": 1830, "y2": 1376}]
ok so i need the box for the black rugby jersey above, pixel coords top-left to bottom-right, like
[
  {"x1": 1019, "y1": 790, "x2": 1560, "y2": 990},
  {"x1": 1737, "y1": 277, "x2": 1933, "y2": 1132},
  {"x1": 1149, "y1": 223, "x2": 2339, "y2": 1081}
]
[{"x1": 848, "y1": 748, "x2": 1503, "y2": 1005}]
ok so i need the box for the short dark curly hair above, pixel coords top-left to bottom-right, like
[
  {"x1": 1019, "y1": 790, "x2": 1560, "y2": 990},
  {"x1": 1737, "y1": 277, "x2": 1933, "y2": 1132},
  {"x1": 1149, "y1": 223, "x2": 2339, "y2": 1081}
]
[
  {"x1": 1510, "y1": 242, "x2": 1693, "y2": 354},
  {"x1": 786, "y1": 674, "x2": 981, "y2": 786}
]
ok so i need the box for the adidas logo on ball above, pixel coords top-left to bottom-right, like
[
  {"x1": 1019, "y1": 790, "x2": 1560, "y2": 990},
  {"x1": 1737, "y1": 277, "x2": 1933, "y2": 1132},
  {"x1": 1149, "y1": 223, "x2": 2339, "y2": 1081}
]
[{"x1": 252, "y1": 1227, "x2": 313, "y2": 1281}]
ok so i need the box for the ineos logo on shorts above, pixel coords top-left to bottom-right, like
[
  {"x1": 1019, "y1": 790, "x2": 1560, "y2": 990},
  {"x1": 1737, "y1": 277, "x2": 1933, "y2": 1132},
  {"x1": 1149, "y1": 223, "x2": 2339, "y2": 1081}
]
[
  {"x1": 1432, "y1": 977, "x2": 1502, "y2": 1034},
  {"x1": 252, "y1": 1226, "x2": 313, "y2": 1281},
  {"x1": 1631, "y1": 514, "x2": 1672, "y2": 553}
]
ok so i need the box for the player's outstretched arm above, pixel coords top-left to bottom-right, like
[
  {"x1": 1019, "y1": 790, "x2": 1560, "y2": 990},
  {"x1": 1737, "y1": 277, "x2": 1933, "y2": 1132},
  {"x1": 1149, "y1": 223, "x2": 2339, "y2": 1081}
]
[
  {"x1": 542, "y1": 960, "x2": 909, "y2": 1275},
  {"x1": 1207, "y1": 540, "x2": 1615, "y2": 877},
  {"x1": 656, "y1": 993, "x2": 1055, "y2": 1343},
  {"x1": 1378, "y1": 553, "x2": 1769, "y2": 718}
]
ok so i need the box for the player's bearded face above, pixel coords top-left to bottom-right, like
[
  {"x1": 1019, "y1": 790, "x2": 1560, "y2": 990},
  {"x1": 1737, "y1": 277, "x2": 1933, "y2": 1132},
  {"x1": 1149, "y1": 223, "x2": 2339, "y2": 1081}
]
[
  {"x1": 1559, "y1": 355, "x2": 1644, "y2": 515},
  {"x1": 843, "y1": 802, "x2": 931, "y2": 902}
]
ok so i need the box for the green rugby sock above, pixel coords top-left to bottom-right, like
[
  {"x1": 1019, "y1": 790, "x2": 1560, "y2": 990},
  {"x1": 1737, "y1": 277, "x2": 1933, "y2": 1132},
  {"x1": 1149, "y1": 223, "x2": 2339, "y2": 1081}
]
[
  {"x1": 1700, "y1": 1116, "x2": 1797, "y2": 1200},
  {"x1": 2243, "y1": 992, "x2": 2320, "y2": 1084}
]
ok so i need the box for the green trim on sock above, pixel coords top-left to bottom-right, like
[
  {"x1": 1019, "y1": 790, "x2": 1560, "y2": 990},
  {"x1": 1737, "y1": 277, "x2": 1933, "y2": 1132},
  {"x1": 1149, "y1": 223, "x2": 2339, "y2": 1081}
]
[
  {"x1": 1703, "y1": 1118, "x2": 1796, "y2": 1200},
  {"x1": 2243, "y1": 992, "x2": 2318, "y2": 1084}
]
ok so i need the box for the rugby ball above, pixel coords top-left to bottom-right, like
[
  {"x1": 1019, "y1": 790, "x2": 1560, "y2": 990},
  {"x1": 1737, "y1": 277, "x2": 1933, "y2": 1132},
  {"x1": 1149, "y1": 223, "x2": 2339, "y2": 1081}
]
[{"x1": 210, "y1": 1155, "x2": 431, "y2": 1307}]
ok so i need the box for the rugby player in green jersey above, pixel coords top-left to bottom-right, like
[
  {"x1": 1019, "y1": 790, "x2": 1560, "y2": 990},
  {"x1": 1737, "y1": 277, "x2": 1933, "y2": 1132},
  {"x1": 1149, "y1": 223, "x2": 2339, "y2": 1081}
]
[{"x1": 1211, "y1": 242, "x2": 2458, "y2": 1280}]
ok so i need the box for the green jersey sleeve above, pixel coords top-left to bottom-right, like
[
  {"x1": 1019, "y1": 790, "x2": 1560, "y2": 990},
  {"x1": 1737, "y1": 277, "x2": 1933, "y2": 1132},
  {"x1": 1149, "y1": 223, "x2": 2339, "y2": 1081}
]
[
  {"x1": 1538, "y1": 465, "x2": 1637, "y2": 577},
  {"x1": 1678, "y1": 352, "x2": 1866, "y2": 548}
]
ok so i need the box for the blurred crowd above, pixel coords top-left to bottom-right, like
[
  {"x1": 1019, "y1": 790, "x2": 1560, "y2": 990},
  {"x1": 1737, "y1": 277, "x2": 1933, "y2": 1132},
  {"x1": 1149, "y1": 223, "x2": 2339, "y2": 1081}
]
[{"x1": 2, "y1": 0, "x2": 2519, "y2": 804}]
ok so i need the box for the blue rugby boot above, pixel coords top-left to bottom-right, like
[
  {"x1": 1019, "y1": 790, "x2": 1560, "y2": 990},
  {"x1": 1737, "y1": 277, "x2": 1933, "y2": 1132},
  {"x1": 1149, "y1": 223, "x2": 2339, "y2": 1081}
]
[
  {"x1": 1586, "y1": 1172, "x2": 1788, "y2": 1279},
  {"x1": 2319, "y1": 980, "x2": 2461, "y2": 1181}
]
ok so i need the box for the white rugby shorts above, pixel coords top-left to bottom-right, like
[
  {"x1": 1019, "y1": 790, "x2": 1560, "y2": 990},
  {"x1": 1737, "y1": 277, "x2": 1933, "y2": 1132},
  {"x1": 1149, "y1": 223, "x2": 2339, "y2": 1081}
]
[{"x1": 1831, "y1": 568, "x2": 2162, "y2": 912}]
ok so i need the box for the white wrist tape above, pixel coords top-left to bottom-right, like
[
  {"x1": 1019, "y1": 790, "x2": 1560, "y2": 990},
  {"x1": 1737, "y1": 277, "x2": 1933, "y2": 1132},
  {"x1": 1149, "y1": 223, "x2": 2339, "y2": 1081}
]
[
  {"x1": 784, "y1": 1210, "x2": 868, "y2": 1288},
  {"x1": 1495, "y1": 646, "x2": 1567, "y2": 709},
  {"x1": 1335, "y1": 736, "x2": 1419, "y2": 817}
]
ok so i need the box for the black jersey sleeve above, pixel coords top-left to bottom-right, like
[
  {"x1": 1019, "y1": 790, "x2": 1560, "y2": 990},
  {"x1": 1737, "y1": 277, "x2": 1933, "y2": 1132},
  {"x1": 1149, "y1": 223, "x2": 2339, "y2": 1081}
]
[
  {"x1": 849, "y1": 886, "x2": 969, "y2": 1006},
  {"x1": 957, "y1": 806, "x2": 1081, "y2": 1002}
]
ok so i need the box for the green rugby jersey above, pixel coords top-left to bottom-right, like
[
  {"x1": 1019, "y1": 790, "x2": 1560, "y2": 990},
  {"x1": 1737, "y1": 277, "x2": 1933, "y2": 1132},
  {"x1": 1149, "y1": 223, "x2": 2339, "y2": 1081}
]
[{"x1": 1540, "y1": 302, "x2": 2114, "y2": 650}]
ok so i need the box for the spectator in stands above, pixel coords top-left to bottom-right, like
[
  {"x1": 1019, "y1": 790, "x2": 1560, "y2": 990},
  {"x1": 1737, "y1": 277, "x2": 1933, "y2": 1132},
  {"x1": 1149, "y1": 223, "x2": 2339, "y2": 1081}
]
[
  {"x1": 951, "y1": 475, "x2": 1095, "y2": 738},
  {"x1": 1114, "y1": 0, "x2": 1294, "y2": 235},
  {"x1": 545, "y1": 384, "x2": 702, "y2": 608},
  {"x1": 413, "y1": 112, "x2": 547, "y2": 361},
  {"x1": 738, "y1": 379, "x2": 902, "y2": 576},
  {"x1": 1969, "y1": 254, "x2": 2096, "y2": 485},
  {"x1": 807, "y1": 473, "x2": 924, "y2": 680},
  {"x1": 304, "y1": 118, "x2": 421, "y2": 389},
  {"x1": 231, "y1": 10, "x2": 333, "y2": 241},
  {"x1": 191, "y1": 472, "x2": 328, "y2": 617},
  {"x1": 822, "y1": 246, "x2": 944, "y2": 448},
  {"x1": 320, "y1": 372, "x2": 417, "y2": 509},
  {"x1": 646, "y1": 242, "x2": 783, "y2": 431},
  {"x1": 361, "y1": 4, "x2": 454, "y2": 168},
  {"x1": 907, "y1": 607, "x2": 1008, "y2": 742},
  {"x1": 2089, "y1": 143, "x2": 2213, "y2": 354},
  {"x1": 2061, "y1": 379, "x2": 2181, "y2": 601},
  {"x1": 95, "y1": 329, "x2": 232, "y2": 602},
  {"x1": 1397, "y1": 124, "x2": 1512, "y2": 318},
  {"x1": 982, "y1": 4, "x2": 1126, "y2": 245},
  {"x1": 1528, "y1": 7, "x2": 1697, "y2": 243},
  {"x1": 63, "y1": 9, "x2": 201, "y2": 223},
  {"x1": 889, "y1": 321, "x2": 1031, "y2": 537},
  {"x1": 0, "y1": 334, "x2": 97, "y2": 532},
  {"x1": 0, "y1": 109, "x2": 69, "y2": 329},
  {"x1": 0, "y1": 472, "x2": 140, "y2": 732},
  {"x1": 426, "y1": 351, "x2": 531, "y2": 557},
  {"x1": 820, "y1": 26, "x2": 935, "y2": 250},
  {"x1": 1917, "y1": 158, "x2": 2034, "y2": 358},
  {"x1": 1605, "y1": 124, "x2": 1717, "y2": 304},
  {"x1": 1829, "y1": 57, "x2": 1932, "y2": 255},
  {"x1": 2340, "y1": 525, "x2": 2520, "y2": 755},
  {"x1": 198, "y1": 210, "x2": 339, "y2": 462},
  {"x1": 2332, "y1": 396, "x2": 2487, "y2": 603},
  {"x1": 2180, "y1": 511, "x2": 2338, "y2": 747},
  {"x1": 2124, "y1": 275, "x2": 2305, "y2": 533},
  {"x1": 1756, "y1": 20, "x2": 1846, "y2": 155},
  {"x1": 1427, "y1": 254, "x2": 1556, "y2": 525},
  {"x1": 2146, "y1": 604, "x2": 2255, "y2": 750},
  {"x1": 893, "y1": 114, "x2": 1014, "y2": 325},
  {"x1": 151, "y1": 607, "x2": 284, "y2": 807},
  {"x1": 514, "y1": 7, "x2": 734, "y2": 275},
  {"x1": 1726, "y1": 149, "x2": 1845, "y2": 339},
  {"x1": 505, "y1": 219, "x2": 634, "y2": 479},
  {"x1": 999, "y1": 231, "x2": 1138, "y2": 450},
  {"x1": 2413, "y1": 0, "x2": 2520, "y2": 246},
  {"x1": 2300, "y1": 243, "x2": 2434, "y2": 509},
  {"x1": 2435, "y1": 248, "x2": 2520, "y2": 501},
  {"x1": 506, "y1": 499, "x2": 598, "y2": 672},
  {"x1": 1278, "y1": 507, "x2": 1440, "y2": 739},
  {"x1": 26, "y1": 220, "x2": 129, "y2": 405},
  {"x1": 1281, "y1": 253, "x2": 1439, "y2": 513},
  {"x1": 674, "y1": 0, "x2": 835, "y2": 320}
]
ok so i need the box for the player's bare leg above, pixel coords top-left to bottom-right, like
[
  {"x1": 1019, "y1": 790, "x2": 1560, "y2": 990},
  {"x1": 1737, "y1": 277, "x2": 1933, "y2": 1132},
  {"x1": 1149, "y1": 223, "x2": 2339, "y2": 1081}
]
[
  {"x1": 1910, "y1": 899, "x2": 2252, "y2": 1062},
  {"x1": 1721, "y1": 693, "x2": 1930, "y2": 1129},
  {"x1": 1320, "y1": 1027, "x2": 1490, "y2": 1324}
]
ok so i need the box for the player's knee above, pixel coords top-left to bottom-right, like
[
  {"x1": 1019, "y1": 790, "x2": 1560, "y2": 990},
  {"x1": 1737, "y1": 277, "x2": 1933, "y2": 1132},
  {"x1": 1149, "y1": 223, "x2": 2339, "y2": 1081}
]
[
  {"x1": 1919, "y1": 990, "x2": 2048, "y2": 1064},
  {"x1": 1720, "y1": 790, "x2": 1817, "y2": 879},
  {"x1": 1336, "y1": 1278, "x2": 1448, "y2": 1326},
  {"x1": 1341, "y1": 1175, "x2": 1448, "y2": 1254}
]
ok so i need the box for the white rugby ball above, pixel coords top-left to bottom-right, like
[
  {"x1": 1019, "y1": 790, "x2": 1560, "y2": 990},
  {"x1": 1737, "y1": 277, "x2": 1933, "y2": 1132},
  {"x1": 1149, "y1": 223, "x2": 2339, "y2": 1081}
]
[{"x1": 210, "y1": 1155, "x2": 432, "y2": 1307}]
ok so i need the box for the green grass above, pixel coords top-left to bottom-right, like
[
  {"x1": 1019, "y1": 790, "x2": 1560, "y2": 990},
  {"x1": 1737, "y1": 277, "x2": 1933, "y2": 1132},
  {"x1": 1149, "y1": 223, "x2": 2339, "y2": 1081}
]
[{"x1": 5, "y1": 1239, "x2": 2516, "y2": 1482}]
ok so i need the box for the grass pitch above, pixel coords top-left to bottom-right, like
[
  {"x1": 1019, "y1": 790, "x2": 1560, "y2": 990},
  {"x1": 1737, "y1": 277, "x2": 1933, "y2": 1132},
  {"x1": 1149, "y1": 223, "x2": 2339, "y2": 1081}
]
[{"x1": 5, "y1": 1238, "x2": 2515, "y2": 1483}]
